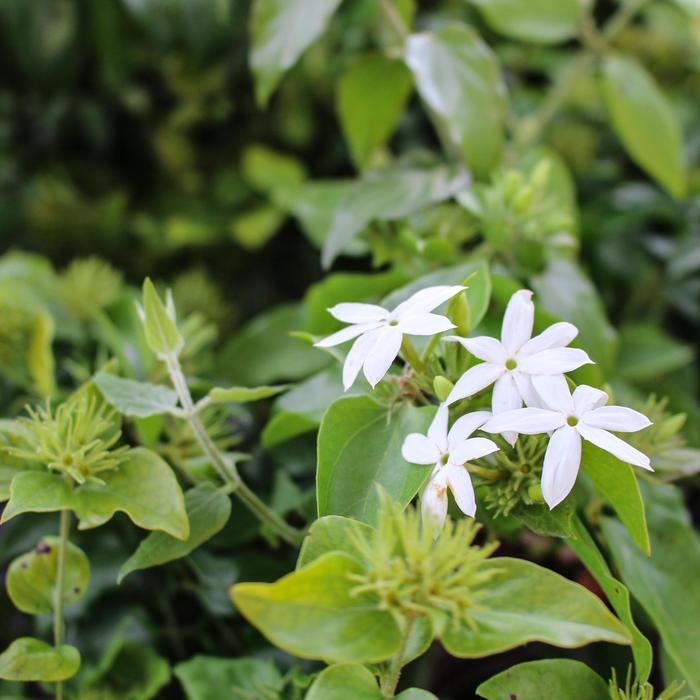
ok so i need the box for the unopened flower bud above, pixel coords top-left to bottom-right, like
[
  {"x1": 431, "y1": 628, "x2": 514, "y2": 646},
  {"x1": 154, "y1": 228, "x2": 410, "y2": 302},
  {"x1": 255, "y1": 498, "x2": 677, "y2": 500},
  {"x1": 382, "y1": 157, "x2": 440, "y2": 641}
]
[{"x1": 433, "y1": 376, "x2": 454, "y2": 402}]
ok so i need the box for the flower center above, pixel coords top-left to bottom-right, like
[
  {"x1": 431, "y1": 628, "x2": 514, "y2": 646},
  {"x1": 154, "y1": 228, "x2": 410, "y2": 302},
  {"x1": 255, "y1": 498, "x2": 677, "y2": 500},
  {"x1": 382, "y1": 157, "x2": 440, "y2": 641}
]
[
  {"x1": 567, "y1": 415, "x2": 578, "y2": 427},
  {"x1": 440, "y1": 453, "x2": 449, "y2": 466},
  {"x1": 388, "y1": 319, "x2": 399, "y2": 327},
  {"x1": 505, "y1": 358, "x2": 517, "y2": 370}
]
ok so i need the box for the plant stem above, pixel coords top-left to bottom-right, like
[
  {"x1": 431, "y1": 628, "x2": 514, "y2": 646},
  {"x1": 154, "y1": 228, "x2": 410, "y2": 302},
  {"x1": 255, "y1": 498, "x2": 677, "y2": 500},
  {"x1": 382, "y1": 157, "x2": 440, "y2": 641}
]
[
  {"x1": 164, "y1": 354, "x2": 305, "y2": 546},
  {"x1": 401, "y1": 338, "x2": 426, "y2": 375},
  {"x1": 380, "y1": 614, "x2": 416, "y2": 697},
  {"x1": 54, "y1": 509, "x2": 70, "y2": 700}
]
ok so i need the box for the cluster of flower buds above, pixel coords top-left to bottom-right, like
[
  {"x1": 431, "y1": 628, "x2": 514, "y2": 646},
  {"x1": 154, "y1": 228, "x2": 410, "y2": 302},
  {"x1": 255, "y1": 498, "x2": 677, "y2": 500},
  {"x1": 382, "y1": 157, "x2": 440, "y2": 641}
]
[{"x1": 316, "y1": 286, "x2": 653, "y2": 528}]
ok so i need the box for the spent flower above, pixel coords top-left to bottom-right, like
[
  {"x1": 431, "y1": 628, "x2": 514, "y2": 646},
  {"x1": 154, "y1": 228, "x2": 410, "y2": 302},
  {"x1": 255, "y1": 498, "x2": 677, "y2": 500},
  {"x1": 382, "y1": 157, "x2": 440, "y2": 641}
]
[
  {"x1": 402, "y1": 404, "x2": 499, "y2": 526},
  {"x1": 483, "y1": 376, "x2": 652, "y2": 509},
  {"x1": 315, "y1": 285, "x2": 464, "y2": 390}
]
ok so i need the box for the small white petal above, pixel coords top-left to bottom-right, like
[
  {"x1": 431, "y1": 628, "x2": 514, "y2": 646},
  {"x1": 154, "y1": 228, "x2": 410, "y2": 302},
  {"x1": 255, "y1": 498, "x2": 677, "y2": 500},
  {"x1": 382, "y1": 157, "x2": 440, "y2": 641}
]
[
  {"x1": 532, "y1": 374, "x2": 574, "y2": 415},
  {"x1": 327, "y1": 302, "x2": 387, "y2": 324},
  {"x1": 402, "y1": 433, "x2": 441, "y2": 465},
  {"x1": 445, "y1": 335, "x2": 507, "y2": 364},
  {"x1": 450, "y1": 437, "x2": 500, "y2": 465},
  {"x1": 519, "y1": 322, "x2": 578, "y2": 357},
  {"x1": 315, "y1": 322, "x2": 380, "y2": 348},
  {"x1": 393, "y1": 285, "x2": 465, "y2": 317},
  {"x1": 513, "y1": 372, "x2": 543, "y2": 408},
  {"x1": 362, "y1": 326, "x2": 403, "y2": 388},
  {"x1": 582, "y1": 406, "x2": 652, "y2": 433},
  {"x1": 492, "y1": 373, "x2": 523, "y2": 446},
  {"x1": 447, "y1": 410, "x2": 492, "y2": 447},
  {"x1": 542, "y1": 426, "x2": 582, "y2": 509},
  {"x1": 576, "y1": 424, "x2": 653, "y2": 470},
  {"x1": 519, "y1": 347, "x2": 593, "y2": 375},
  {"x1": 421, "y1": 471, "x2": 449, "y2": 528},
  {"x1": 398, "y1": 312, "x2": 455, "y2": 336},
  {"x1": 483, "y1": 408, "x2": 566, "y2": 435},
  {"x1": 342, "y1": 329, "x2": 380, "y2": 390},
  {"x1": 573, "y1": 385, "x2": 608, "y2": 414},
  {"x1": 446, "y1": 363, "x2": 504, "y2": 405},
  {"x1": 428, "y1": 403, "x2": 449, "y2": 453},
  {"x1": 445, "y1": 464, "x2": 476, "y2": 517},
  {"x1": 501, "y1": 289, "x2": 534, "y2": 354}
]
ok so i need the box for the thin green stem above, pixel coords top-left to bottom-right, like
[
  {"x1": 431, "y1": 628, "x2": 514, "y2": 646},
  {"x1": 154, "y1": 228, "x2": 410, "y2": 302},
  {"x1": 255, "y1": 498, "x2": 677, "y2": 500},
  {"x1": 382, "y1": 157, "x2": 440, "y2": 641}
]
[
  {"x1": 164, "y1": 354, "x2": 304, "y2": 546},
  {"x1": 54, "y1": 509, "x2": 70, "y2": 700},
  {"x1": 380, "y1": 614, "x2": 416, "y2": 697},
  {"x1": 401, "y1": 337, "x2": 426, "y2": 375}
]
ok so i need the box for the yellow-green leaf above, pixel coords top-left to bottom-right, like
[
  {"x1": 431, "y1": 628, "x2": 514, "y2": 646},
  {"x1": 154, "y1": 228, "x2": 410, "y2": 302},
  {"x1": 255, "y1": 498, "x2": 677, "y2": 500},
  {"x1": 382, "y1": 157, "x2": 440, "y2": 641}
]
[{"x1": 0, "y1": 638, "x2": 80, "y2": 682}]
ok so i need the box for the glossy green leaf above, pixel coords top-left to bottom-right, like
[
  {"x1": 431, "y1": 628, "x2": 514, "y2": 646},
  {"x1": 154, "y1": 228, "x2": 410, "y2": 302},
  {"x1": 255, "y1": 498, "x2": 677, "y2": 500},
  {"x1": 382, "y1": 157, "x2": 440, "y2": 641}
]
[
  {"x1": 405, "y1": 23, "x2": 506, "y2": 178},
  {"x1": 470, "y1": 0, "x2": 579, "y2": 44},
  {"x1": 569, "y1": 517, "x2": 652, "y2": 681},
  {"x1": 601, "y1": 55, "x2": 686, "y2": 198},
  {"x1": 141, "y1": 278, "x2": 182, "y2": 358},
  {"x1": 217, "y1": 303, "x2": 330, "y2": 384},
  {"x1": 441, "y1": 557, "x2": 630, "y2": 657},
  {"x1": 2, "y1": 448, "x2": 189, "y2": 540},
  {"x1": 0, "y1": 638, "x2": 80, "y2": 682},
  {"x1": 94, "y1": 372, "x2": 179, "y2": 418},
  {"x1": 175, "y1": 655, "x2": 283, "y2": 700},
  {"x1": 317, "y1": 396, "x2": 433, "y2": 525},
  {"x1": 306, "y1": 664, "x2": 381, "y2": 700},
  {"x1": 532, "y1": 259, "x2": 617, "y2": 372},
  {"x1": 602, "y1": 483, "x2": 700, "y2": 697},
  {"x1": 337, "y1": 54, "x2": 413, "y2": 169},
  {"x1": 321, "y1": 163, "x2": 469, "y2": 267},
  {"x1": 232, "y1": 552, "x2": 401, "y2": 663},
  {"x1": 511, "y1": 499, "x2": 576, "y2": 539},
  {"x1": 297, "y1": 514, "x2": 373, "y2": 569},
  {"x1": 207, "y1": 384, "x2": 288, "y2": 404},
  {"x1": 7, "y1": 536, "x2": 90, "y2": 615},
  {"x1": 249, "y1": 0, "x2": 342, "y2": 106},
  {"x1": 581, "y1": 442, "x2": 650, "y2": 555},
  {"x1": 476, "y1": 659, "x2": 609, "y2": 700},
  {"x1": 118, "y1": 483, "x2": 231, "y2": 582}
]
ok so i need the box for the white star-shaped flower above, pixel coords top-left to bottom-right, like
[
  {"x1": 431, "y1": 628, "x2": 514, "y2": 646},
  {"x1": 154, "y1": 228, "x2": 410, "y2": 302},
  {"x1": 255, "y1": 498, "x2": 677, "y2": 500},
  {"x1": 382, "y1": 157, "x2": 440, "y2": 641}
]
[
  {"x1": 482, "y1": 375, "x2": 652, "y2": 510},
  {"x1": 402, "y1": 404, "x2": 499, "y2": 527},
  {"x1": 315, "y1": 285, "x2": 465, "y2": 390},
  {"x1": 445, "y1": 289, "x2": 593, "y2": 444}
]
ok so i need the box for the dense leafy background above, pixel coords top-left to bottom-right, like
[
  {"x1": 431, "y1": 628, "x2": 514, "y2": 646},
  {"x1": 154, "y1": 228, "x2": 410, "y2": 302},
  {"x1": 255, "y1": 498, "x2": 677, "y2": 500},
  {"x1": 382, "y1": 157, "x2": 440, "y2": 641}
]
[{"x1": 0, "y1": 0, "x2": 698, "y2": 698}]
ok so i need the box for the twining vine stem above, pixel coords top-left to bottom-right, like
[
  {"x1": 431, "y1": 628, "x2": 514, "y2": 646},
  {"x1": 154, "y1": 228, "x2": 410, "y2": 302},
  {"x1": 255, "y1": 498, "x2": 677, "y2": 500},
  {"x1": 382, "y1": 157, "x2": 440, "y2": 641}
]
[
  {"x1": 54, "y1": 508, "x2": 70, "y2": 700},
  {"x1": 164, "y1": 354, "x2": 305, "y2": 547}
]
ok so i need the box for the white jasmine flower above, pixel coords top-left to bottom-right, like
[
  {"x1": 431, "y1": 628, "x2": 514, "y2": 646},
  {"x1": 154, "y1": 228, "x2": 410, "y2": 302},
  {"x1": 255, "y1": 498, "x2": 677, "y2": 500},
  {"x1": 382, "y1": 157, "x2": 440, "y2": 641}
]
[
  {"x1": 482, "y1": 375, "x2": 652, "y2": 510},
  {"x1": 402, "y1": 404, "x2": 499, "y2": 527},
  {"x1": 445, "y1": 289, "x2": 593, "y2": 444},
  {"x1": 315, "y1": 285, "x2": 465, "y2": 390}
]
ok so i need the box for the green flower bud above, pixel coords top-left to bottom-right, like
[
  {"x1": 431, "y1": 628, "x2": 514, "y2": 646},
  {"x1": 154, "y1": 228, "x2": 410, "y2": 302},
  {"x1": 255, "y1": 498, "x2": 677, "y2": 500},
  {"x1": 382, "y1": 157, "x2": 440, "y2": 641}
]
[
  {"x1": 527, "y1": 483, "x2": 544, "y2": 503},
  {"x1": 140, "y1": 278, "x2": 184, "y2": 359},
  {"x1": 433, "y1": 376, "x2": 454, "y2": 402}
]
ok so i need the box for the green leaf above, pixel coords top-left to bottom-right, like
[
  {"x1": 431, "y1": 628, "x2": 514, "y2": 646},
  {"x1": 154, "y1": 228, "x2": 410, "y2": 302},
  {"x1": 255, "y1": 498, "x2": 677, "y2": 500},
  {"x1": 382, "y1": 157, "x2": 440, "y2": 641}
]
[
  {"x1": 217, "y1": 303, "x2": 330, "y2": 385},
  {"x1": 321, "y1": 162, "x2": 469, "y2": 267},
  {"x1": 230, "y1": 205, "x2": 285, "y2": 251},
  {"x1": 476, "y1": 659, "x2": 609, "y2": 700},
  {"x1": 249, "y1": 0, "x2": 343, "y2": 107},
  {"x1": 175, "y1": 656, "x2": 283, "y2": 700},
  {"x1": 601, "y1": 483, "x2": 700, "y2": 698},
  {"x1": 241, "y1": 143, "x2": 306, "y2": 193},
  {"x1": 470, "y1": 0, "x2": 579, "y2": 44},
  {"x1": 94, "y1": 372, "x2": 179, "y2": 418},
  {"x1": 405, "y1": 23, "x2": 506, "y2": 178},
  {"x1": 616, "y1": 323, "x2": 694, "y2": 383},
  {"x1": 0, "y1": 638, "x2": 80, "y2": 682},
  {"x1": 337, "y1": 54, "x2": 413, "y2": 169},
  {"x1": 2, "y1": 448, "x2": 189, "y2": 540},
  {"x1": 141, "y1": 278, "x2": 183, "y2": 358},
  {"x1": 28, "y1": 310, "x2": 55, "y2": 397},
  {"x1": 297, "y1": 514, "x2": 373, "y2": 569},
  {"x1": 207, "y1": 384, "x2": 288, "y2": 404},
  {"x1": 581, "y1": 442, "x2": 650, "y2": 555},
  {"x1": 441, "y1": 557, "x2": 630, "y2": 657},
  {"x1": 306, "y1": 664, "x2": 381, "y2": 700},
  {"x1": 317, "y1": 396, "x2": 433, "y2": 525},
  {"x1": 601, "y1": 55, "x2": 686, "y2": 198},
  {"x1": 396, "y1": 691, "x2": 439, "y2": 700},
  {"x1": 511, "y1": 500, "x2": 576, "y2": 539},
  {"x1": 231, "y1": 552, "x2": 401, "y2": 663},
  {"x1": 7, "y1": 536, "x2": 90, "y2": 615},
  {"x1": 531, "y1": 259, "x2": 617, "y2": 372},
  {"x1": 568, "y1": 517, "x2": 652, "y2": 682},
  {"x1": 118, "y1": 483, "x2": 231, "y2": 582}
]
